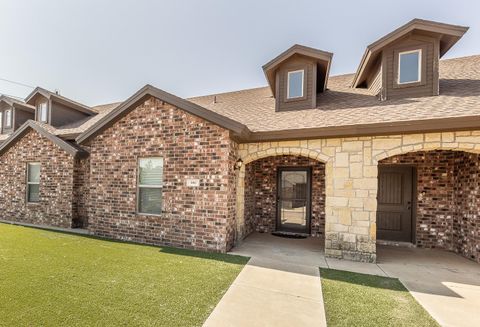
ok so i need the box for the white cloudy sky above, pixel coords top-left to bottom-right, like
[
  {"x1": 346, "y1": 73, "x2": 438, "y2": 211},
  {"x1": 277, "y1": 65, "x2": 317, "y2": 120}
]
[{"x1": 0, "y1": 0, "x2": 478, "y2": 106}]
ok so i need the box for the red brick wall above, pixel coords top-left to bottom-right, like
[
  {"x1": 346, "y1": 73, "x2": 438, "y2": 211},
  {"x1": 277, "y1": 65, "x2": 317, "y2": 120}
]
[
  {"x1": 244, "y1": 155, "x2": 325, "y2": 236},
  {"x1": 73, "y1": 156, "x2": 90, "y2": 227},
  {"x1": 0, "y1": 129, "x2": 75, "y2": 228},
  {"x1": 454, "y1": 152, "x2": 480, "y2": 263},
  {"x1": 85, "y1": 97, "x2": 236, "y2": 252},
  {"x1": 380, "y1": 150, "x2": 480, "y2": 262}
]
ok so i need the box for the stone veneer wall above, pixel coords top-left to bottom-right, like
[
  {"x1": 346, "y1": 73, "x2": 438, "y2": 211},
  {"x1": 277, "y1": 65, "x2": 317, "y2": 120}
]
[
  {"x1": 244, "y1": 155, "x2": 325, "y2": 236},
  {"x1": 236, "y1": 131, "x2": 480, "y2": 262},
  {"x1": 85, "y1": 97, "x2": 236, "y2": 253},
  {"x1": 0, "y1": 129, "x2": 75, "y2": 228}
]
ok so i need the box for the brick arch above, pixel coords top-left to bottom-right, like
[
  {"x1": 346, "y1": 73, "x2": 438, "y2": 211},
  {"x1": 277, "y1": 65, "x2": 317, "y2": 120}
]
[
  {"x1": 374, "y1": 144, "x2": 480, "y2": 162},
  {"x1": 242, "y1": 147, "x2": 329, "y2": 165}
]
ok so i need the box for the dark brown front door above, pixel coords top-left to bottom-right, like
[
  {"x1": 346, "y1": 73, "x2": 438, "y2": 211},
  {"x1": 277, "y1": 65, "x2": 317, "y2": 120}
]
[
  {"x1": 377, "y1": 165, "x2": 413, "y2": 242},
  {"x1": 277, "y1": 167, "x2": 311, "y2": 233}
]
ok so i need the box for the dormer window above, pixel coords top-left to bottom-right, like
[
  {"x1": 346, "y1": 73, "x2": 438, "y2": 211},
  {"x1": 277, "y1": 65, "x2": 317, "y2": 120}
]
[
  {"x1": 398, "y1": 49, "x2": 422, "y2": 84},
  {"x1": 38, "y1": 102, "x2": 48, "y2": 122},
  {"x1": 5, "y1": 109, "x2": 12, "y2": 128},
  {"x1": 287, "y1": 70, "x2": 305, "y2": 99}
]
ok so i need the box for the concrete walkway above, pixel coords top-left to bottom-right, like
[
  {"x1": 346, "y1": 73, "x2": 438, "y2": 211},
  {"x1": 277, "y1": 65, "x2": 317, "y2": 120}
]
[
  {"x1": 203, "y1": 233, "x2": 327, "y2": 327},
  {"x1": 205, "y1": 233, "x2": 480, "y2": 327}
]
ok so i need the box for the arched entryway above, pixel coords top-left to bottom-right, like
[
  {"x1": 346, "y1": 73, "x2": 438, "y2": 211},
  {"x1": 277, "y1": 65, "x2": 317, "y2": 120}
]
[
  {"x1": 241, "y1": 155, "x2": 326, "y2": 239},
  {"x1": 377, "y1": 150, "x2": 480, "y2": 263}
]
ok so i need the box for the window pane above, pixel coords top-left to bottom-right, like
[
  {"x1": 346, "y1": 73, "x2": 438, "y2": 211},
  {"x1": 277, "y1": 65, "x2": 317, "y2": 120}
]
[
  {"x1": 28, "y1": 184, "x2": 40, "y2": 202},
  {"x1": 0, "y1": 112, "x2": 3, "y2": 129},
  {"x1": 139, "y1": 158, "x2": 163, "y2": 185},
  {"x1": 399, "y1": 51, "x2": 420, "y2": 83},
  {"x1": 28, "y1": 164, "x2": 40, "y2": 183},
  {"x1": 39, "y1": 102, "x2": 48, "y2": 122},
  {"x1": 5, "y1": 110, "x2": 11, "y2": 127},
  {"x1": 288, "y1": 71, "x2": 304, "y2": 98},
  {"x1": 139, "y1": 187, "x2": 162, "y2": 214}
]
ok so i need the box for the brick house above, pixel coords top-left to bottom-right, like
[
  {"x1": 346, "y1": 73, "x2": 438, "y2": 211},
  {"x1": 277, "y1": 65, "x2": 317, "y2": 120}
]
[{"x1": 0, "y1": 19, "x2": 479, "y2": 263}]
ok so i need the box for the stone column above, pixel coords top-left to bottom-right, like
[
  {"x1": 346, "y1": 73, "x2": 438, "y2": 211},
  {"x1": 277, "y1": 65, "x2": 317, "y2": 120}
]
[
  {"x1": 235, "y1": 164, "x2": 246, "y2": 244},
  {"x1": 324, "y1": 138, "x2": 378, "y2": 263}
]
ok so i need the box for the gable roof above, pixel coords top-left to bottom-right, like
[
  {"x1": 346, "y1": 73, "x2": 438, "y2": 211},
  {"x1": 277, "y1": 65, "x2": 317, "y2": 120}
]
[
  {"x1": 0, "y1": 95, "x2": 35, "y2": 112},
  {"x1": 25, "y1": 87, "x2": 96, "y2": 115},
  {"x1": 352, "y1": 19, "x2": 469, "y2": 87},
  {"x1": 0, "y1": 120, "x2": 87, "y2": 157},
  {"x1": 189, "y1": 55, "x2": 480, "y2": 140},
  {"x1": 262, "y1": 44, "x2": 333, "y2": 95},
  {"x1": 76, "y1": 85, "x2": 250, "y2": 144}
]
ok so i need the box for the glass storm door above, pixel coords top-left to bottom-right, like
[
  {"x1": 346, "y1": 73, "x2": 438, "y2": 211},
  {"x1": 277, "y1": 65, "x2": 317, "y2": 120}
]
[{"x1": 277, "y1": 168, "x2": 311, "y2": 233}]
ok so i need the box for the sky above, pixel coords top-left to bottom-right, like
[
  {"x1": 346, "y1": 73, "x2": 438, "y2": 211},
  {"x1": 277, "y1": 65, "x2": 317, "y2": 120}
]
[{"x1": 0, "y1": 0, "x2": 478, "y2": 106}]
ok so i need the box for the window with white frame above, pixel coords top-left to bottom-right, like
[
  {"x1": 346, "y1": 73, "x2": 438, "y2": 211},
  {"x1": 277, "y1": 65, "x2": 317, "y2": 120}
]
[
  {"x1": 0, "y1": 111, "x2": 3, "y2": 133},
  {"x1": 137, "y1": 158, "x2": 164, "y2": 215},
  {"x1": 287, "y1": 70, "x2": 304, "y2": 99},
  {"x1": 4, "y1": 109, "x2": 12, "y2": 128},
  {"x1": 27, "y1": 163, "x2": 41, "y2": 203},
  {"x1": 38, "y1": 102, "x2": 48, "y2": 122},
  {"x1": 398, "y1": 49, "x2": 422, "y2": 84}
]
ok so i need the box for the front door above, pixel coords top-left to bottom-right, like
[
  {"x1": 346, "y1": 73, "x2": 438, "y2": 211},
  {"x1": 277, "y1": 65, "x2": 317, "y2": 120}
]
[
  {"x1": 377, "y1": 165, "x2": 413, "y2": 242},
  {"x1": 277, "y1": 167, "x2": 311, "y2": 233}
]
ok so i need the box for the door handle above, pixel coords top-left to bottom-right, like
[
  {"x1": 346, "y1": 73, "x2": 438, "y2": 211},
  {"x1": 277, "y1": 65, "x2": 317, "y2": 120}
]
[{"x1": 407, "y1": 201, "x2": 411, "y2": 210}]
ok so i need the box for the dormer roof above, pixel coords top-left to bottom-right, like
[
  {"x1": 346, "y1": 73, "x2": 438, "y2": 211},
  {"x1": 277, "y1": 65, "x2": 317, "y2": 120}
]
[
  {"x1": 0, "y1": 95, "x2": 35, "y2": 112},
  {"x1": 25, "y1": 87, "x2": 96, "y2": 115},
  {"x1": 352, "y1": 19, "x2": 469, "y2": 88},
  {"x1": 262, "y1": 44, "x2": 333, "y2": 95}
]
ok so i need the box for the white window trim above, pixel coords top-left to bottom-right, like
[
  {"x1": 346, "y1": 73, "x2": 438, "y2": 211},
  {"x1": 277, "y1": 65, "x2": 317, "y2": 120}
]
[
  {"x1": 137, "y1": 157, "x2": 164, "y2": 215},
  {"x1": 5, "y1": 109, "x2": 12, "y2": 128},
  {"x1": 0, "y1": 111, "x2": 3, "y2": 133},
  {"x1": 397, "y1": 49, "x2": 422, "y2": 85},
  {"x1": 27, "y1": 162, "x2": 41, "y2": 203},
  {"x1": 287, "y1": 69, "x2": 305, "y2": 99}
]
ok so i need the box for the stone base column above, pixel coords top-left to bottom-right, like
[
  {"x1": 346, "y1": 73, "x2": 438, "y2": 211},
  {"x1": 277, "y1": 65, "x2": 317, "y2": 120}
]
[{"x1": 324, "y1": 140, "x2": 377, "y2": 263}]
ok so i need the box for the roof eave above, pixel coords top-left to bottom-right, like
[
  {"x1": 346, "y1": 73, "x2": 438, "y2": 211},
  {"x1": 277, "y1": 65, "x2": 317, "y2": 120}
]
[
  {"x1": 247, "y1": 115, "x2": 480, "y2": 142},
  {"x1": 76, "y1": 85, "x2": 251, "y2": 145},
  {"x1": 0, "y1": 121, "x2": 84, "y2": 158}
]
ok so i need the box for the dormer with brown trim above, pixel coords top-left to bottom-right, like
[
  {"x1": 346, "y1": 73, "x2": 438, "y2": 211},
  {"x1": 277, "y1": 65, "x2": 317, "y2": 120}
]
[
  {"x1": 25, "y1": 87, "x2": 96, "y2": 127},
  {"x1": 0, "y1": 96, "x2": 35, "y2": 135},
  {"x1": 352, "y1": 19, "x2": 468, "y2": 100},
  {"x1": 263, "y1": 45, "x2": 333, "y2": 111}
]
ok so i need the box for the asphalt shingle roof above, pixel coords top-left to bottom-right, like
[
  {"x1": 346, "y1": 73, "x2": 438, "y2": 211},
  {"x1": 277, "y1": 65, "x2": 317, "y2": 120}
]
[{"x1": 188, "y1": 55, "x2": 480, "y2": 132}]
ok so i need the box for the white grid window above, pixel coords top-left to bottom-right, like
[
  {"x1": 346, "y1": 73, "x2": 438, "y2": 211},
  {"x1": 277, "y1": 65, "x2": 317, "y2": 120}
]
[
  {"x1": 137, "y1": 158, "x2": 163, "y2": 215},
  {"x1": 27, "y1": 163, "x2": 41, "y2": 203}
]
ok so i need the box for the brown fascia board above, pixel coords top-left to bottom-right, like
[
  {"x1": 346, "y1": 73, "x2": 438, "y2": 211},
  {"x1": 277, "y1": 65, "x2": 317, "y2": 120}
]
[
  {"x1": 0, "y1": 120, "x2": 86, "y2": 158},
  {"x1": 262, "y1": 44, "x2": 333, "y2": 94},
  {"x1": 76, "y1": 84, "x2": 251, "y2": 144},
  {"x1": 25, "y1": 87, "x2": 96, "y2": 115},
  {"x1": 13, "y1": 102, "x2": 35, "y2": 113},
  {"x1": 247, "y1": 115, "x2": 480, "y2": 142},
  {"x1": 351, "y1": 19, "x2": 469, "y2": 88}
]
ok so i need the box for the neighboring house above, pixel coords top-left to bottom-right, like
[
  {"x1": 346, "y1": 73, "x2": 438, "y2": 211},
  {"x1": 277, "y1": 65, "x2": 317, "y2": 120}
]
[{"x1": 0, "y1": 19, "x2": 479, "y2": 263}]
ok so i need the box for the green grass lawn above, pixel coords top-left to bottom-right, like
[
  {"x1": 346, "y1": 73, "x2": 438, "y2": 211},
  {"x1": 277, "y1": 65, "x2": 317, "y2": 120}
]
[
  {"x1": 0, "y1": 223, "x2": 248, "y2": 327},
  {"x1": 320, "y1": 268, "x2": 439, "y2": 327}
]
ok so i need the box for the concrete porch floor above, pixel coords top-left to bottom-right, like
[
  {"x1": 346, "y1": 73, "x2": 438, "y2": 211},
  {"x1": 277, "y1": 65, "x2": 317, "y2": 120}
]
[{"x1": 206, "y1": 232, "x2": 480, "y2": 327}]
